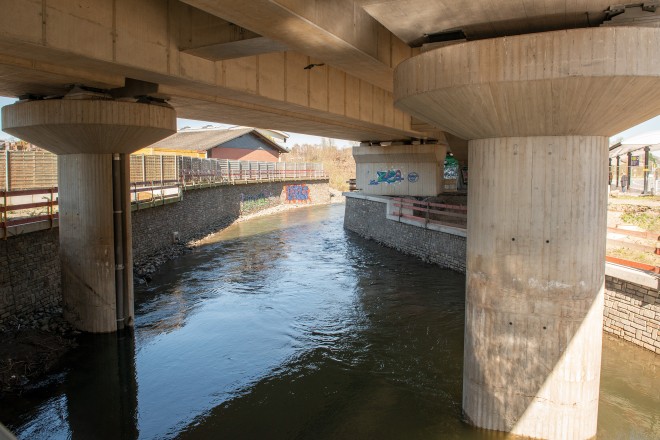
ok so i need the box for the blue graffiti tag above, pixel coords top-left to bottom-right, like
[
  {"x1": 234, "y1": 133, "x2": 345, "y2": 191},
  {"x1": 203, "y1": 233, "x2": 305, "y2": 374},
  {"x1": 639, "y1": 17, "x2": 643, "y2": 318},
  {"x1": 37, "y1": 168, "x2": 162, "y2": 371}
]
[
  {"x1": 369, "y1": 169, "x2": 403, "y2": 185},
  {"x1": 407, "y1": 172, "x2": 419, "y2": 183},
  {"x1": 286, "y1": 184, "x2": 310, "y2": 202}
]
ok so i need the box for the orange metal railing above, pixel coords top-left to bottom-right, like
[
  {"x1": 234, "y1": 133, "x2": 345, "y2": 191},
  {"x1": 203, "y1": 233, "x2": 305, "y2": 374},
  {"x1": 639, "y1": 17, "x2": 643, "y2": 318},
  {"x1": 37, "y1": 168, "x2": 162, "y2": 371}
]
[
  {"x1": 1, "y1": 187, "x2": 58, "y2": 239},
  {"x1": 391, "y1": 197, "x2": 467, "y2": 228}
]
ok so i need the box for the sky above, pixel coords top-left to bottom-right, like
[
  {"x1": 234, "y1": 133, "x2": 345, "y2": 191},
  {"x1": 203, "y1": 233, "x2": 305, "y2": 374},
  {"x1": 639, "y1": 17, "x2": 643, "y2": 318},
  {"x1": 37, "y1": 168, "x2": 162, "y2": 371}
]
[{"x1": 1, "y1": 96, "x2": 659, "y2": 146}]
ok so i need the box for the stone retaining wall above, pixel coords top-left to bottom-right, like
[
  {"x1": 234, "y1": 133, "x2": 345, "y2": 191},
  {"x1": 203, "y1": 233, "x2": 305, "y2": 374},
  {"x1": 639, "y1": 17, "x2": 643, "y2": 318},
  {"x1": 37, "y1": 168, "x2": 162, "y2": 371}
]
[
  {"x1": 344, "y1": 194, "x2": 466, "y2": 273},
  {"x1": 344, "y1": 193, "x2": 660, "y2": 354},
  {"x1": 1, "y1": 180, "x2": 329, "y2": 324},
  {"x1": 0, "y1": 229, "x2": 60, "y2": 322},
  {"x1": 133, "y1": 181, "x2": 329, "y2": 260},
  {"x1": 604, "y1": 266, "x2": 660, "y2": 354}
]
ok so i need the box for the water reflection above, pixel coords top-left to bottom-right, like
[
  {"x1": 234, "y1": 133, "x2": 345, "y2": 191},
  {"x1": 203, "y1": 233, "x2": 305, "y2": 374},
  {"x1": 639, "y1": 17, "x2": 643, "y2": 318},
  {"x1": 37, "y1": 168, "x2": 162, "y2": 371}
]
[
  {"x1": 66, "y1": 332, "x2": 138, "y2": 440},
  {"x1": 8, "y1": 332, "x2": 138, "y2": 440},
  {"x1": 1, "y1": 204, "x2": 659, "y2": 440}
]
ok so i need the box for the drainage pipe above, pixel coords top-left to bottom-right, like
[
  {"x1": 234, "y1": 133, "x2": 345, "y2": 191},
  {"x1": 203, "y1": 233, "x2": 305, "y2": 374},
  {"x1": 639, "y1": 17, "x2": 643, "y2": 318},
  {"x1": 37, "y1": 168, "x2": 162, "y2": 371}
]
[{"x1": 112, "y1": 153, "x2": 125, "y2": 330}]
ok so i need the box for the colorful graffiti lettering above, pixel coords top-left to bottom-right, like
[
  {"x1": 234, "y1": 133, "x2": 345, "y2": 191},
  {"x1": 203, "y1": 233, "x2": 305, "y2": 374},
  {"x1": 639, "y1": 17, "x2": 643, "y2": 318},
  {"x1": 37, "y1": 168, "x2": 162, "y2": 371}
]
[
  {"x1": 407, "y1": 172, "x2": 419, "y2": 183},
  {"x1": 369, "y1": 169, "x2": 403, "y2": 185},
  {"x1": 286, "y1": 184, "x2": 310, "y2": 203}
]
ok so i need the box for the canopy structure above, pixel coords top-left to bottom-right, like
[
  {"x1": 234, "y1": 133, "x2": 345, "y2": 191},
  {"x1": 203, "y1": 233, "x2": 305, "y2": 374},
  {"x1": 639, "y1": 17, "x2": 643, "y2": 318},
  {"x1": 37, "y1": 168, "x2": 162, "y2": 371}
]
[{"x1": 609, "y1": 131, "x2": 660, "y2": 158}]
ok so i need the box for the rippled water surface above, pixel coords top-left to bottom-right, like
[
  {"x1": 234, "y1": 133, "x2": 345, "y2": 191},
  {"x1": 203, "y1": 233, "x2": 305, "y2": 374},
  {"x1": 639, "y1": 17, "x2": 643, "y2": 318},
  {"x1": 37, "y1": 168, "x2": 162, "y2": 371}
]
[{"x1": 1, "y1": 204, "x2": 659, "y2": 439}]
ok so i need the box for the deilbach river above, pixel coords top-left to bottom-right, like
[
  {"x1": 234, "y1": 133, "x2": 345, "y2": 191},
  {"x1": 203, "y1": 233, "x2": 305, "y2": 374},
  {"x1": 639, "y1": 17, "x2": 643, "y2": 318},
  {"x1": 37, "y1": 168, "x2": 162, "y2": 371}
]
[{"x1": 1, "y1": 204, "x2": 659, "y2": 439}]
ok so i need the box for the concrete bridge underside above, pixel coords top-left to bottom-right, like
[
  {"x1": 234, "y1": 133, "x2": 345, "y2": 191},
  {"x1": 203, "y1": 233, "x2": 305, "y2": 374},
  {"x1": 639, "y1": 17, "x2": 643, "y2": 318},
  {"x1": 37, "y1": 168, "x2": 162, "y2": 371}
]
[{"x1": 1, "y1": 1, "x2": 660, "y2": 439}]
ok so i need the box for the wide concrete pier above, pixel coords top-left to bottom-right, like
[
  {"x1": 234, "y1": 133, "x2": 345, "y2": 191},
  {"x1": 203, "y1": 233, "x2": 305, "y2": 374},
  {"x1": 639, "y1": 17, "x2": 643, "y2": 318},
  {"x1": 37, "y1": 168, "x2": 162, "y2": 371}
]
[
  {"x1": 395, "y1": 27, "x2": 660, "y2": 439},
  {"x1": 2, "y1": 98, "x2": 176, "y2": 332}
]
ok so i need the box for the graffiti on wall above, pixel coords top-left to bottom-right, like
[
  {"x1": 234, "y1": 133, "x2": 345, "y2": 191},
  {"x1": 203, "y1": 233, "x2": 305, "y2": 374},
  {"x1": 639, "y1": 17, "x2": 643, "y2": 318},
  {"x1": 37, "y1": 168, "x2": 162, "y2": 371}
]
[
  {"x1": 369, "y1": 169, "x2": 404, "y2": 185},
  {"x1": 286, "y1": 184, "x2": 310, "y2": 203},
  {"x1": 407, "y1": 172, "x2": 419, "y2": 183},
  {"x1": 444, "y1": 156, "x2": 459, "y2": 180},
  {"x1": 240, "y1": 190, "x2": 277, "y2": 213}
]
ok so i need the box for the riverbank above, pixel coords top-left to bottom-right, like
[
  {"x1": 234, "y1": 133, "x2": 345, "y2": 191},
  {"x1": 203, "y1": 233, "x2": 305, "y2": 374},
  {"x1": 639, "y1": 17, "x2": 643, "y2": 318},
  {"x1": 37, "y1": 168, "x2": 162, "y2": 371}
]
[
  {"x1": 0, "y1": 202, "x2": 330, "y2": 396},
  {"x1": 134, "y1": 195, "x2": 341, "y2": 282},
  {"x1": 0, "y1": 305, "x2": 78, "y2": 395}
]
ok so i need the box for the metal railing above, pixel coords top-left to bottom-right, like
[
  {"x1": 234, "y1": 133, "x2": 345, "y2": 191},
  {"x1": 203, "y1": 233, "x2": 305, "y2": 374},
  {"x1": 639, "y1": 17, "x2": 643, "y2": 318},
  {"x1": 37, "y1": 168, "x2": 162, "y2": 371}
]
[
  {"x1": 391, "y1": 197, "x2": 467, "y2": 228},
  {"x1": 1, "y1": 187, "x2": 58, "y2": 239},
  {"x1": 0, "y1": 151, "x2": 327, "y2": 235},
  {"x1": 387, "y1": 197, "x2": 660, "y2": 273}
]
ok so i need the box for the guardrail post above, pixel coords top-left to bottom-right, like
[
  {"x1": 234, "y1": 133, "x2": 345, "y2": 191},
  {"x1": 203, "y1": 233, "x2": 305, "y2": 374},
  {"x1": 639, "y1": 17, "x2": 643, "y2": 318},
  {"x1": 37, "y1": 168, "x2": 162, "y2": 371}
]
[
  {"x1": 48, "y1": 187, "x2": 54, "y2": 228},
  {"x1": 159, "y1": 154, "x2": 164, "y2": 185},
  {"x1": 5, "y1": 150, "x2": 10, "y2": 191},
  {"x1": 1, "y1": 189, "x2": 6, "y2": 240}
]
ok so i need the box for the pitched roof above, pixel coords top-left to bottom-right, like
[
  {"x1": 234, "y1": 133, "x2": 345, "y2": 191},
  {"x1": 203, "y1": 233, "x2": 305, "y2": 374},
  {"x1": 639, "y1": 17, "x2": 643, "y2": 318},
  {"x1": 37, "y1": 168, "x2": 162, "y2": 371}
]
[{"x1": 150, "y1": 127, "x2": 288, "y2": 153}]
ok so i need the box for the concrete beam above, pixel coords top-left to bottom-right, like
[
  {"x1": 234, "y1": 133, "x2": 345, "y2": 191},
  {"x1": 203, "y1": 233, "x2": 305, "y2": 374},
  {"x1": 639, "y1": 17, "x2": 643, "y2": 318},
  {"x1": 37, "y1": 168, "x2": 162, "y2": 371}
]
[
  {"x1": 179, "y1": 0, "x2": 414, "y2": 92},
  {"x1": 0, "y1": 0, "x2": 424, "y2": 142},
  {"x1": 177, "y1": 5, "x2": 288, "y2": 60},
  {"x1": 360, "y1": 0, "x2": 615, "y2": 44}
]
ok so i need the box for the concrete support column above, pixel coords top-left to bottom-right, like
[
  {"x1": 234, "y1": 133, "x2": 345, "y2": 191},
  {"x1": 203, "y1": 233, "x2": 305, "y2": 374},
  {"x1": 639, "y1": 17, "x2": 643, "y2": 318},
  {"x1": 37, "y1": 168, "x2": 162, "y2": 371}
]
[
  {"x1": 58, "y1": 154, "x2": 116, "y2": 332},
  {"x1": 464, "y1": 136, "x2": 607, "y2": 438},
  {"x1": 2, "y1": 98, "x2": 175, "y2": 332},
  {"x1": 394, "y1": 27, "x2": 660, "y2": 439}
]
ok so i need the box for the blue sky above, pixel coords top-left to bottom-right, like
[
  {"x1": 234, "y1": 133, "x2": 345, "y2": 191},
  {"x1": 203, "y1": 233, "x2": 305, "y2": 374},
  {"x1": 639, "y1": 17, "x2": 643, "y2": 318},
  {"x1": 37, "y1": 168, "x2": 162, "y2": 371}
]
[{"x1": 1, "y1": 96, "x2": 658, "y2": 146}]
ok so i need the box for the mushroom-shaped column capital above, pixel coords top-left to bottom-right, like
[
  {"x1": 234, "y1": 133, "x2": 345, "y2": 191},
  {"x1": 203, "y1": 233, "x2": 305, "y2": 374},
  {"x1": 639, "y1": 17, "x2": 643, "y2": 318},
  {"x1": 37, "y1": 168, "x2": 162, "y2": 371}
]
[
  {"x1": 2, "y1": 99, "x2": 176, "y2": 154},
  {"x1": 394, "y1": 27, "x2": 660, "y2": 140}
]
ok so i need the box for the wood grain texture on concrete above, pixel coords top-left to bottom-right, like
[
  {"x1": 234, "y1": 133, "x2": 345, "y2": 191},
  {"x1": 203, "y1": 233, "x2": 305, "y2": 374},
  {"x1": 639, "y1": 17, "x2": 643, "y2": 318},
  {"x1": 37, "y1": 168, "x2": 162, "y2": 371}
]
[
  {"x1": 58, "y1": 154, "x2": 117, "y2": 333},
  {"x1": 362, "y1": 0, "x2": 620, "y2": 43},
  {"x1": 391, "y1": 24, "x2": 655, "y2": 440},
  {"x1": 464, "y1": 136, "x2": 608, "y2": 439},
  {"x1": 0, "y1": 0, "x2": 423, "y2": 143},
  {"x1": 2, "y1": 100, "x2": 176, "y2": 154},
  {"x1": 394, "y1": 27, "x2": 660, "y2": 140},
  {"x1": 180, "y1": 0, "x2": 411, "y2": 92}
]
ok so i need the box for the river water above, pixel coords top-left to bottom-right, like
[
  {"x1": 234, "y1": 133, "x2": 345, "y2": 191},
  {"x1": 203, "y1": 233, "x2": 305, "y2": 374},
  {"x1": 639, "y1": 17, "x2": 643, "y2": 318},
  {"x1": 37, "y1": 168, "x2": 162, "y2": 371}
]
[{"x1": 1, "y1": 204, "x2": 658, "y2": 439}]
